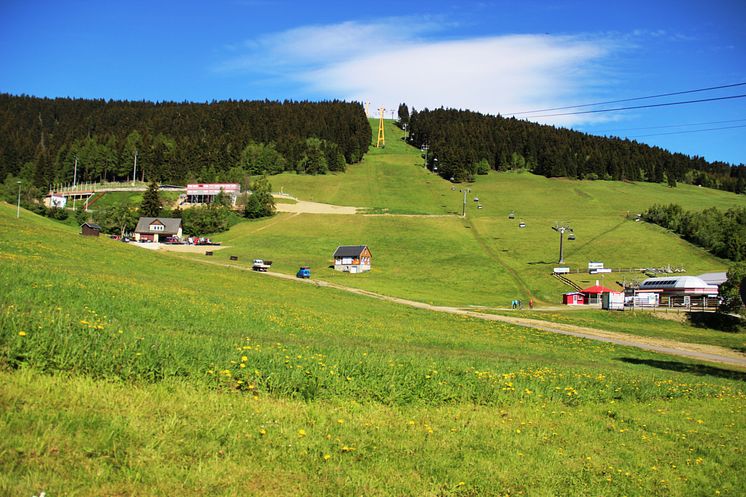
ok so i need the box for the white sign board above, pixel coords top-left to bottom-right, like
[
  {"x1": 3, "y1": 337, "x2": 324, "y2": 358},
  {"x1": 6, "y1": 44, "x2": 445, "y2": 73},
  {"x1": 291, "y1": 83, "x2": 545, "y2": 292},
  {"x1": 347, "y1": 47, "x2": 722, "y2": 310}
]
[
  {"x1": 588, "y1": 262, "x2": 604, "y2": 270},
  {"x1": 553, "y1": 267, "x2": 570, "y2": 274}
]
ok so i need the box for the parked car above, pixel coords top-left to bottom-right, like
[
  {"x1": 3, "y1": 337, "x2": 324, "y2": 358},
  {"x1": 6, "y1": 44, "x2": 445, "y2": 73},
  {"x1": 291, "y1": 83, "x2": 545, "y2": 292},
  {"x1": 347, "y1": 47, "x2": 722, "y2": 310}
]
[
  {"x1": 252, "y1": 259, "x2": 272, "y2": 272},
  {"x1": 296, "y1": 266, "x2": 311, "y2": 279}
]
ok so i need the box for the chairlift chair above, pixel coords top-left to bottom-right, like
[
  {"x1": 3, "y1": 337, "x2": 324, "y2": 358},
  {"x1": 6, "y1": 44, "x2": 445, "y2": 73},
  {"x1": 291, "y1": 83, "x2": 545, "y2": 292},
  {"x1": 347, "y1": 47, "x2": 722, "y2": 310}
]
[
  {"x1": 518, "y1": 221, "x2": 526, "y2": 228},
  {"x1": 508, "y1": 211, "x2": 515, "y2": 219},
  {"x1": 568, "y1": 233, "x2": 576, "y2": 240}
]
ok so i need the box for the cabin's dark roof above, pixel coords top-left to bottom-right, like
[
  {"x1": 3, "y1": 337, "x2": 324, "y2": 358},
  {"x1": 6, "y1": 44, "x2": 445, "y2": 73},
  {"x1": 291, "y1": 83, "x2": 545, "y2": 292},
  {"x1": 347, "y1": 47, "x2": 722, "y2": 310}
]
[
  {"x1": 81, "y1": 223, "x2": 102, "y2": 230},
  {"x1": 135, "y1": 217, "x2": 182, "y2": 234},
  {"x1": 333, "y1": 245, "x2": 369, "y2": 258}
]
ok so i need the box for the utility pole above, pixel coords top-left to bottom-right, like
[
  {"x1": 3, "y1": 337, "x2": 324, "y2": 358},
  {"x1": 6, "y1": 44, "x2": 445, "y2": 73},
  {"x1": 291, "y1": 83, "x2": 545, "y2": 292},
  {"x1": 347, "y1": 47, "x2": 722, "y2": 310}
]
[
  {"x1": 72, "y1": 156, "x2": 78, "y2": 210},
  {"x1": 552, "y1": 223, "x2": 573, "y2": 264},
  {"x1": 16, "y1": 180, "x2": 21, "y2": 218},
  {"x1": 460, "y1": 188, "x2": 471, "y2": 217},
  {"x1": 132, "y1": 149, "x2": 138, "y2": 186}
]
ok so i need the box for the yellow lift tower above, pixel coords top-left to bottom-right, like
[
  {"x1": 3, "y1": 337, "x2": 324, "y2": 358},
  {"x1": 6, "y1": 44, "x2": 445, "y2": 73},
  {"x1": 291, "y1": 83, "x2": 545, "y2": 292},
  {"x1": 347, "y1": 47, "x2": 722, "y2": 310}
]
[{"x1": 376, "y1": 107, "x2": 385, "y2": 148}]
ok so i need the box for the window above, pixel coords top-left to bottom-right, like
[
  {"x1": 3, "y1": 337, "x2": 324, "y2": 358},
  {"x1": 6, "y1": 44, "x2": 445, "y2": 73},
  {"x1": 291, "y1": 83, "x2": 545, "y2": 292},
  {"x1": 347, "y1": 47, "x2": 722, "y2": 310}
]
[{"x1": 150, "y1": 224, "x2": 164, "y2": 231}]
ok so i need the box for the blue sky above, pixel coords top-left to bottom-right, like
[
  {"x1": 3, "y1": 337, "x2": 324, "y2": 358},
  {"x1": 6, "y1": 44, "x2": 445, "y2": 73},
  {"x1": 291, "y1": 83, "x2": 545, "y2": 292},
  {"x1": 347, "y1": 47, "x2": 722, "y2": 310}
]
[{"x1": 1, "y1": 0, "x2": 745, "y2": 164}]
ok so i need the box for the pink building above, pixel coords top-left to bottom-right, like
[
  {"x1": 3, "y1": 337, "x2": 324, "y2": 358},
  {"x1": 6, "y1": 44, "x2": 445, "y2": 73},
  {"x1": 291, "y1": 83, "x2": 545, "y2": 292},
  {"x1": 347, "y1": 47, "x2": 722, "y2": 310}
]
[{"x1": 186, "y1": 183, "x2": 241, "y2": 204}]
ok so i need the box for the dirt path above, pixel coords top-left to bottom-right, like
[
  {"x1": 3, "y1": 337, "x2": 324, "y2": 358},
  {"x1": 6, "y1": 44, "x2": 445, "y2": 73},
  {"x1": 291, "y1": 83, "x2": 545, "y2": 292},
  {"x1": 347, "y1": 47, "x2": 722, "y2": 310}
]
[
  {"x1": 183, "y1": 256, "x2": 746, "y2": 369},
  {"x1": 275, "y1": 200, "x2": 359, "y2": 215}
]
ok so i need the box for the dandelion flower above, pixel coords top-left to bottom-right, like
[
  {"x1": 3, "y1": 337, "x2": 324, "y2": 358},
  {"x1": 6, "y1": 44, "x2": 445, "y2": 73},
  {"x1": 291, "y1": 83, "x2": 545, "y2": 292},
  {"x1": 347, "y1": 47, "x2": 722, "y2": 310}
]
[
  {"x1": 323, "y1": 454, "x2": 331, "y2": 461},
  {"x1": 18, "y1": 331, "x2": 27, "y2": 337},
  {"x1": 298, "y1": 429, "x2": 307, "y2": 438}
]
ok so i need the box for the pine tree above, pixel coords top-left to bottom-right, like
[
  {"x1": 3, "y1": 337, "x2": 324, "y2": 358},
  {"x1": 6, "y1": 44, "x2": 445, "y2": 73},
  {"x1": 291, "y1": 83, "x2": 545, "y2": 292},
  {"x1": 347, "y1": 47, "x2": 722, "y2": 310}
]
[
  {"x1": 397, "y1": 103, "x2": 410, "y2": 128},
  {"x1": 139, "y1": 179, "x2": 162, "y2": 217}
]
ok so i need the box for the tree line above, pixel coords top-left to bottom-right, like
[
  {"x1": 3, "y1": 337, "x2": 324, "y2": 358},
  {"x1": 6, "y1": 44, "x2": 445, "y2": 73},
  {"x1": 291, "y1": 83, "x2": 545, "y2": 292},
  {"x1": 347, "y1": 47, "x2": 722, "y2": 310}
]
[
  {"x1": 404, "y1": 107, "x2": 746, "y2": 192},
  {"x1": 0, "y1": 94, "x2": 371, "y2": 189},
  {"x1": 643, "y1": 204, "x2": 746, "y2": 262}
]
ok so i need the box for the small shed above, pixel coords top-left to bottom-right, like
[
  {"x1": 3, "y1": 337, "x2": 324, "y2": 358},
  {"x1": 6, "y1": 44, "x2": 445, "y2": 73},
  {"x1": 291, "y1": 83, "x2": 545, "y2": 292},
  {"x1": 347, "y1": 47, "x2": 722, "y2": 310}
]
[
  {"x1": 134, "y1": 217, "x2": 183, "y2": 243},
  {"x1": 81, "y1": 223, "x2": 101, "y2": 237},
  {"x1": 333, "y1": 245, "x2": 372, "y2": 273},
  {"x1": 602, "y1": 292, "x2": 625, "y2": 310},
  {"x1": 563, "y1": 292, "x2": 586, "y2": 305}
]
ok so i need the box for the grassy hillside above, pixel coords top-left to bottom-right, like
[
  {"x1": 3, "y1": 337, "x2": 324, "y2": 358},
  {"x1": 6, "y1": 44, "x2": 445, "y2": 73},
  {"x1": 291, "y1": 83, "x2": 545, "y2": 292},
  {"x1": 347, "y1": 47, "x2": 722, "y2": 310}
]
[
  {"x1": 203, "y1": 122, "x2": 740, "y2": 308},
  {"x1": 2, "y1": 204, "x2": 745, "y2": 496},
  {"x1": 272, "y1": 120, "x2": 452, "y2": 214},
  {"x1": 275, "y1": 120, "x2": 744, "y2": 214},
  {"x1": 247, "y1": 122, "x2": 743, "y2": 305}
]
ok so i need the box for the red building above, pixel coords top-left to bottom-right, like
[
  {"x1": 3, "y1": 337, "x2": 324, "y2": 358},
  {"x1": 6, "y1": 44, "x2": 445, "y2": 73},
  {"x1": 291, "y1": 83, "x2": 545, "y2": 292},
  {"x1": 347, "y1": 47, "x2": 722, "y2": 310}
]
[{"x1": 562, "y1": 292, "x2": 586, "y2": 305}]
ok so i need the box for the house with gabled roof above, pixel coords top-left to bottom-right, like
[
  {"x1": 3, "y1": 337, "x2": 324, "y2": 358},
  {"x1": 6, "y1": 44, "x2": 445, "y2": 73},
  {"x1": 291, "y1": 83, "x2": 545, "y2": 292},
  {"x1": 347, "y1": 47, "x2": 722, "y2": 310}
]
[
  {"x1": 332, "y1": 245, "x2": 372, "y2": 273},
  {"x1": 134, "y1": 217, "x2": 182, "y2": 243}
]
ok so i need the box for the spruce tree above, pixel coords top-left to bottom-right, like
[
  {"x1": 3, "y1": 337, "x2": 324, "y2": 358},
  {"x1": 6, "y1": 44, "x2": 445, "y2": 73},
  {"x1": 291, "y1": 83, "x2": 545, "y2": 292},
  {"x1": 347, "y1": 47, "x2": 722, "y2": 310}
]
[{"x1": 139, "y1": 179, "x2": 162, "y2": 217}]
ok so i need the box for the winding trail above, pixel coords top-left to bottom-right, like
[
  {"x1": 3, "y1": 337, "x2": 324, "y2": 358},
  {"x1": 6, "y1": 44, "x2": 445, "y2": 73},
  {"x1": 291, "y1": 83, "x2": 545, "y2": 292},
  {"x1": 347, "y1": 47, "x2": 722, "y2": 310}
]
[{"x1": 183, "y1": 255, "x2": 746, "y2": 369}]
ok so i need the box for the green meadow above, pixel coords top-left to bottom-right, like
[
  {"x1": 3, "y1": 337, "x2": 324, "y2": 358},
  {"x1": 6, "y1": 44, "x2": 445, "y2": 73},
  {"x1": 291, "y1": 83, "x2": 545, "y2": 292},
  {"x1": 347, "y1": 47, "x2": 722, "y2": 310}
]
[
  {"x1": 242, "y1": 122, "x2": 742, "y2": 306},
  {"x1": 1, "y1": 199, "x2": 746, "y2": 496},
  {"x1": 3, "y1": 122, "x2": 746, "y2": 496}
]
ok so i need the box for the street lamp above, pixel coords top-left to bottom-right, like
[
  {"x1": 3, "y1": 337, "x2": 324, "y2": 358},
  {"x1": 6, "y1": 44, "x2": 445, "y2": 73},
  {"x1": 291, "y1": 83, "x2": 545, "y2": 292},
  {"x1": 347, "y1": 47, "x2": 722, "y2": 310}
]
[
  {"x1": 552, "y1": 223, "x2": 573, "y2": 264},
  {"x1": 16, "y1": 180, "x2": 22, "y2": 218}
]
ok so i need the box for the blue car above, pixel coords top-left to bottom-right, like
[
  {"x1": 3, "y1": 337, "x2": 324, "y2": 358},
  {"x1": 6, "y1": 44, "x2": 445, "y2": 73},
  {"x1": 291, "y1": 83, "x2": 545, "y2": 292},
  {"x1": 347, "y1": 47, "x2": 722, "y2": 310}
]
[{"x1": 296, "y1": 266, "x2": 311, "y2": 278}]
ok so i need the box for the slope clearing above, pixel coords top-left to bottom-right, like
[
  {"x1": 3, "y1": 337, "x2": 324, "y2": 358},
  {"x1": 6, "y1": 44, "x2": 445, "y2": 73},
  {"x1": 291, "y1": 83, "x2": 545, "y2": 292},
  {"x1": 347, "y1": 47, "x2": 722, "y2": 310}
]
[
  {"x1": 2, "y1": 204, "x2": 745, "y2": 496},
  {"x1": 205, "y1": 121, "x2": 743, "y2": 313}
]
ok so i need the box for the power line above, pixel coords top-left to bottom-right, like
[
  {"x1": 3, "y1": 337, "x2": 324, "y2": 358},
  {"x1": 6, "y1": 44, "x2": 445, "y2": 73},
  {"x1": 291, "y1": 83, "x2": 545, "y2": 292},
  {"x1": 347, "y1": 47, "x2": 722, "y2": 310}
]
[
  {"x1": 628, "y1": 124, "x2": 746, "y2": 138},
  {"x1": 592, "y1": 118, "x2": 746, "y2": 135},
  {"x1": 522, "y1": 93, "x2": 746, "y2": 119},
  {"x1": 505, "y1": 82, "x2": 746, "y2": 116}
]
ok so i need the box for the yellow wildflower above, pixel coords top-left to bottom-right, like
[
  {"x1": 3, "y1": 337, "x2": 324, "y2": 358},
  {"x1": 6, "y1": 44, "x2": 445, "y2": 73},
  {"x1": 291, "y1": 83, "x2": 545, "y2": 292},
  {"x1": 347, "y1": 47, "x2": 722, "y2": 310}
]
[{"x1": 18, "y1": 331, "x2": 27, "y2": 337}]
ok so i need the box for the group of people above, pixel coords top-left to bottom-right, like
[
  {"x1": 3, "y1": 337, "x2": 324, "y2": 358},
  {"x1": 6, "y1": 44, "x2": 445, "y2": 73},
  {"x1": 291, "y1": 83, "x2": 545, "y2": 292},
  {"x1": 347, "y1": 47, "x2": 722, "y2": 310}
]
[{"x1": 511, "y1": 298, "x2": 534, "y2": 309}]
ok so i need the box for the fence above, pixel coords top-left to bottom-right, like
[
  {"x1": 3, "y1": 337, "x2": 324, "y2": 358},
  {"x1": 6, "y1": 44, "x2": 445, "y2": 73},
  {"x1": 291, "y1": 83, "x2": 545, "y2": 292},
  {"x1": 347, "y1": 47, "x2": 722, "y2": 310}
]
[
  {"x1": 626, "y1": 295, "x2": 719, "y2": 312},
  {"x1": 554, "y1": 267, "x2": 685, "y2": 275}
]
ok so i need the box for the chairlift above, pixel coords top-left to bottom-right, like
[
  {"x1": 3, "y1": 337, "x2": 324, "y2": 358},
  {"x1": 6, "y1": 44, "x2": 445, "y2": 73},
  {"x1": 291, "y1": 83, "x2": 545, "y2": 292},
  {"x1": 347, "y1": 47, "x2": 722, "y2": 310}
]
[
  {"x1": 508, "y1": 211, "x2": 515, "y2": 219},
  {"x1": 518, "y1": 221, "x2": 526, "y2": 228},
  {"x1": 477, "y1": 204, "x2": 483, "y2": 209},
  {"x1": 568, "y1": 233, "x2": 576, "y2": 240},
  {"x1": 473, "y1": 196, "x2": 479, "y2": 202}
]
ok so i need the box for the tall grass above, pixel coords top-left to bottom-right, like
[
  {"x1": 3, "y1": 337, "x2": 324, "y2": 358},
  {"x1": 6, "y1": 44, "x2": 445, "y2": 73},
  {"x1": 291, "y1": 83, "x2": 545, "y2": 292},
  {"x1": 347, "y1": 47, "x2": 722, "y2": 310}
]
[{"x1": 2, "y1": 194, "x2": 745, "y2": 496}]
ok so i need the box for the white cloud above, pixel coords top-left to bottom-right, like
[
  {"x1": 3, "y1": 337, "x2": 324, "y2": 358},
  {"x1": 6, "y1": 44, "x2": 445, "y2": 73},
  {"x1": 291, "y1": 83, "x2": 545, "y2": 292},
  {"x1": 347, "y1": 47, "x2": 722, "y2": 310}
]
[{"x1": 216, "y1": 19, "x2": 619, "y2": 126}]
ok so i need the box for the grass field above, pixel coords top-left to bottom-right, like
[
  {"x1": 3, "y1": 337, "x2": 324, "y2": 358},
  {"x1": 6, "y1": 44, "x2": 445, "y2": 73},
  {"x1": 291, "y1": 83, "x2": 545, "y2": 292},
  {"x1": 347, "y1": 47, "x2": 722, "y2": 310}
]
[
  {"x1": 241, "y1": 122, "x2": 742, "y2": 307},
  {"x1": 162, "y1": 121, "x2": 746, "y2": 352},
  {"x1": 3, "y1": 122, "x2": 746, "y2": 495},
  {"x1": 92, "y1": 190, "x2": 180, "y2": 210},
  {"x1": 272, "y1": 120, "x2": 452, "y2": 214},
  {"x1": 2, "y1": 202, "x2": 746, "y2": 496}
]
